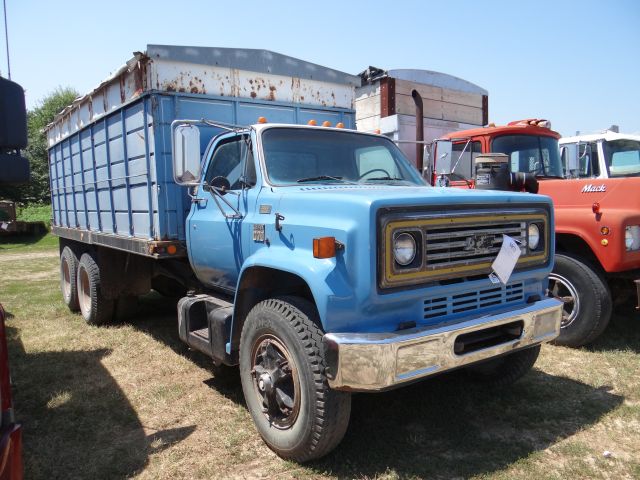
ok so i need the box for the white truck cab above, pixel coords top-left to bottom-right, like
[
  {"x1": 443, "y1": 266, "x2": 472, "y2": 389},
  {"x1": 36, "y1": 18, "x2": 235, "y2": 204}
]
[{"x1": 560, "y1": 130, "x2": 640, "y2": 179}]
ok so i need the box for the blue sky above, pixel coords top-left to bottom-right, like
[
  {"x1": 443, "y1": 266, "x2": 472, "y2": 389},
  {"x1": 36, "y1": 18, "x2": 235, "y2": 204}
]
[{"x1": 3, "y1": 0, "x2": 639, "y2": 136}]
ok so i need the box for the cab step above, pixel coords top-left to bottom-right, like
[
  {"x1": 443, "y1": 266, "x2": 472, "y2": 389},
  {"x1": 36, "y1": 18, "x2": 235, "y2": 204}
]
[{"x1": 177, "y1": 294, "x2": 236, "y2": 365}]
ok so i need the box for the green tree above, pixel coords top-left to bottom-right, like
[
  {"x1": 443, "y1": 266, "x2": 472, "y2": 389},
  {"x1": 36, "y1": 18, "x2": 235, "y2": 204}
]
[{"x1": 0, "y1": 86, "x2": 79, "y2": 203}]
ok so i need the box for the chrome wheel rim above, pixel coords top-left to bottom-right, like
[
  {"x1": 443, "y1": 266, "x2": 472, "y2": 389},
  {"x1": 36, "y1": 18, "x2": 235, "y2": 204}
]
[
  {"x1": 250, "y1": 334, "x2": 300, "y2": 429},
  {"x1": 78, "y1": 265, "x2": 91, "y2": 317},
  {"x1": 549, "y1": 273, "x2": 580, "y2": 328}
]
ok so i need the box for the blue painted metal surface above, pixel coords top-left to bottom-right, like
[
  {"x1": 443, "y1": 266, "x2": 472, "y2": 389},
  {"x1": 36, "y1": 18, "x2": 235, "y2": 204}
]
[
  {"x1": 184, "y1": 125, "x2": 556, "y2": 341},
  {"x1": 48, "y1": 92, "x2": 356, "y2": 242}
]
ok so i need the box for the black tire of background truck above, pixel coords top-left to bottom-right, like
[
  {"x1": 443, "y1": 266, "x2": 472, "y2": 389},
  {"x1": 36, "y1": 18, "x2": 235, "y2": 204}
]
[
  {"x1": 239, "y1": 296, "x2": 351, "y2": 462},
  {"x1": 549, "y1": 253, "x2": 612, "y2": 347},
  {"x1": 77, "y1": 252, "x2": 114, "y2": 325},
  {"x1": 465, "y1": 344, "x2": 541, "y2": 387},
  {"x1": 60, "y1": 246, "x2": 80, "y2": 312}
]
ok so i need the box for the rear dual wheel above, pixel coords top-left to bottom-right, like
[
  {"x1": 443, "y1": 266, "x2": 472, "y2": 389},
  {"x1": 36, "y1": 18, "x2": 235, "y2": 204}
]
[
  {"x1": 77, "y1": 252, "x2": 114, "y2": 325},
  {"x1": 60, "y1": 246, "x2": 80, "y2": 312}
]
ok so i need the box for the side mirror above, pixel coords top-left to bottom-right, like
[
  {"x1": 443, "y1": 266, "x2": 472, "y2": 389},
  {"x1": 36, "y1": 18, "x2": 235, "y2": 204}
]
[
  {"x1": 564, "y1": 143, "x2": 579, "y2": 174},
  {"x1": 172, "y1": 122, "x2": 202, "y2": 185},
  {"x1": 434, "y1": 140, "x2": 453, "y2": 174}
]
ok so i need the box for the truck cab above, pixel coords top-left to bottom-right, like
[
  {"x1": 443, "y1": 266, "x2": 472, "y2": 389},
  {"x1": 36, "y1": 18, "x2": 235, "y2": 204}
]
[
  {"x1": 428, "y1": 120, "x2": 640, "y2": 347},
  {"x1": 560, "y1": 131, "x2": 640, "y2": 179}
]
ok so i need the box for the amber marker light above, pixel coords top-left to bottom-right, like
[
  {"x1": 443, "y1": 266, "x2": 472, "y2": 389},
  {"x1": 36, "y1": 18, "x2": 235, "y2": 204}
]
[
  {"x1": 601, "y1": 239, "x2": 609, "y2": 246},
  {"x1": 308, "y1": 119, "x2": 318, "y2": 126},
  {"x1": 167, "y1": 244, "x2": 178, "y2": 255},
  {"x1": 313, "y1": 237, "x2": 337, "y2": 259},
  {"x1": 336, "y1": 122, "x2": 345, "y2": 129},
  {"x1": 322, "y1": 121, "x2": 332, "y2": 127},
  {"x1": 600, "y1": 226, "x2": 610, "y2": 235},
  {"x1": 374, "y1": 129, "x2": 381, "y2": 134},
  {"x1": 257, "y1": 116, "x2": 267, "y2": 124}
]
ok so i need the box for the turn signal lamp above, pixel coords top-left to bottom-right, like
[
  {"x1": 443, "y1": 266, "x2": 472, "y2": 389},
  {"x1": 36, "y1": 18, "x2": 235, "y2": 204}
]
[
  {"x1": 336, "y1": 122, "x2": 345, "y2": 129},
  {"x1": 167, "y1": 244, "x2": 178, "y2": 255},
  {"x1": 313, "y1": 237, "x2": 337, "y2": 259},
  {"x1": 308, "y1": 119, "x2": 318, "y2": 126},
  {"x1": 257, "y1": 116, "x2": 267, "y2": 124},
  {"x1": 600, "y1": 226, "x2": 610, "y2": 235},
  {"x1": 322, "y1": 121, "x2": 332, "y2": 127}
]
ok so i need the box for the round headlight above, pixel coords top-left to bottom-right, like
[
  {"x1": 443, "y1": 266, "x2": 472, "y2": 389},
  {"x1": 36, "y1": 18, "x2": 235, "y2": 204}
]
[
  {"x1": 528, "y1": 223, "x2": 541, "y2": 250},
  {"x1": 393, "y1": 232, "x2": 417, "y2": 266}
]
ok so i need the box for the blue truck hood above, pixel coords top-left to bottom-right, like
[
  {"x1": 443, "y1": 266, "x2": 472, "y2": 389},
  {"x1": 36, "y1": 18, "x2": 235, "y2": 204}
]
[{"x1": 272, "y1": 184, "x2": 552, "y2": 210}]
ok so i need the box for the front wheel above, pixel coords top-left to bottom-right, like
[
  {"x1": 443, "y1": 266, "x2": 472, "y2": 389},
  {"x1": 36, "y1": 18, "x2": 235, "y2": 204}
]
[
  {"x1": 239, "y1": 297, "x2": 351, "y2": 462},
  {"x1": 548, "y1": 254, "x2": 612, "y2": 347}
]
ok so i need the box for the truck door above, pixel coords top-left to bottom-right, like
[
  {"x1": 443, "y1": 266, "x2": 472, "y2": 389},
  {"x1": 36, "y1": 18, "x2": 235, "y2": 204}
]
[{"x1": 187, "y1": 133, "x2": 257, "y2": 292}]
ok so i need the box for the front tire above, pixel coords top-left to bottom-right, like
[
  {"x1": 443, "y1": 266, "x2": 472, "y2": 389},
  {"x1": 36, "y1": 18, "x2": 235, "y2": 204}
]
[
  {"x1": 60, "y1": 246, "x2": 80, "y2": 312},
  {"x1": 466, "y1": 345, "x2": 541, "y2": 387},
  {"x1": 77, "y1": 252, "x2": 114, "y2": 325},
  {"x1": 549, "y1": 254, "x2": 612, "y2": 347},
  {"x1": 239, "y1": 297, "x2": 351, "y2": 462}
]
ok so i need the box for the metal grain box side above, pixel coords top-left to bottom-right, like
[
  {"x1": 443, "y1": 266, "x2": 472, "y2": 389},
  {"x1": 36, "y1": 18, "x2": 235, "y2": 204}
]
[{"x1": 48, "y1": 91, "x2": 356, "y2": 255}]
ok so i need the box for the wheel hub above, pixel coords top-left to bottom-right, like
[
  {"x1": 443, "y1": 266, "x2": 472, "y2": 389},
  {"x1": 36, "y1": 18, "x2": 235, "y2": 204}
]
[
  {"x1": 548, "y1": 273, "x2": 580, "y2": 328},
  {"x1": 250, "y1": 335, "x2": 300, "y2": 429}
]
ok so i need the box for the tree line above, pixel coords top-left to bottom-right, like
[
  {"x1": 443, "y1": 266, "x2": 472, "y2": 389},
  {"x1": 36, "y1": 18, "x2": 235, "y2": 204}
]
[{"x1": 0, "y1": 87, "x2": 79, "y2": 204}]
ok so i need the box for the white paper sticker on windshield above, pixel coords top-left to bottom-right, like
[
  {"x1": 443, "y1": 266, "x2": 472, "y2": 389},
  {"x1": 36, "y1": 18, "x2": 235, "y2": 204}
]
[{"x1": 491, "y1": 235, "x2": 521, "y2": 285}]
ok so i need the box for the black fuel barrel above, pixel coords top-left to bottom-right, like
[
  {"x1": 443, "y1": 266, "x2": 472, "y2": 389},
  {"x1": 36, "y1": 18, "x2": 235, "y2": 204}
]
[{"x1": 474, "y1": 153, "x2": 510, "y2": 190}]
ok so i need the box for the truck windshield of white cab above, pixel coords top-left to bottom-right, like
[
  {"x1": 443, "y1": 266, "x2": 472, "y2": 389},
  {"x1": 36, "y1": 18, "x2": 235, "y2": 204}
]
[
  {"x1": 603, "y1": 139, "x2": 640, "y2": 177},
  {"x1": 261, "y1": 128, "x2": 426, "y2": 186}
]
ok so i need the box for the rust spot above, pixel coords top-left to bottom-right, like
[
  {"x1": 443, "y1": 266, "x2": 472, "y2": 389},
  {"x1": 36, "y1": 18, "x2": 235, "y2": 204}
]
[
  {"x1": 191, "y1": 87, "x2": 199, "y2": 94},
  {"x1": 178, "y1": 87, "x2": 186, "y2": 93},
  {"x1": 268, "y1": 85, "x2": 276, "y2": 101},
  {"x1": 300, "y1": 96, "x2": 304, "y2": 101},
  {"x1": 250, "y1": 91, "x2": 257, "y2": 98},
  {"x1": 269, "y1": 86, "x2": 276, "y2": 91},
  {"x1": 249, "y1": 79, "x2": 253, "y2": 84},
  {"x1": 166, "y1": 85, "x2": 176, "y2": 92}
]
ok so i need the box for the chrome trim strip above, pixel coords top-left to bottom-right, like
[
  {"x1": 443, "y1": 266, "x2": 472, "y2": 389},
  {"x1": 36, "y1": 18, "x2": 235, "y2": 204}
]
[{"x1": 323, "y1": 298, "x2": 562, "y2": 391}]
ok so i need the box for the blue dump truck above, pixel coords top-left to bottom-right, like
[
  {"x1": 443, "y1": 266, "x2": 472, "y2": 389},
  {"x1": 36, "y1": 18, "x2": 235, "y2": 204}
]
[{"x1": 46, "y1": 45, "x2": 562, "y2": 461}]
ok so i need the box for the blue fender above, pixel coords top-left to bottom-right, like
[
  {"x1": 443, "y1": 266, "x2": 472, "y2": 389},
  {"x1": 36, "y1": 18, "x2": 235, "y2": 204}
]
[{"x1": 232, "y1": 245, "x2": 357, "y2": 332}]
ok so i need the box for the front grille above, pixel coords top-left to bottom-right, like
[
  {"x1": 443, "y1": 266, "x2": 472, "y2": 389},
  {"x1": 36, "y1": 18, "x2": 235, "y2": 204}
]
[
  {"x1": 379, "y1": 209, "x2": 549, "y2": 288},
  {"x1": 425, "y1": 221, "x2": 526, "y2": 269},
  {"x1": 424, "y1": 282, "x2": 524, "y2": 320}
]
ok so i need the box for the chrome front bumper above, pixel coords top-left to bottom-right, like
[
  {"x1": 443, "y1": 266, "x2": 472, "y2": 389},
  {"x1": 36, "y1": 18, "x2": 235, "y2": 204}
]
[{"x1": 323, "y1": 298, "x2": 562, "y2": 391}]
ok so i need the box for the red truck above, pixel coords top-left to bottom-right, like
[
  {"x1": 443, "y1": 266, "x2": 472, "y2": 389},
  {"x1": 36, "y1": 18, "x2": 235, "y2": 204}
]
[{"x1": 427, "y1": 119, "x2": 640, "y2": 347}]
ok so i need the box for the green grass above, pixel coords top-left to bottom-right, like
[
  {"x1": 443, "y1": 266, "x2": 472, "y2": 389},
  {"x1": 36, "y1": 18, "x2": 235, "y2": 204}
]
[
  {"x1": 0, "y1": 233, "x2": 58, "y2": 251},
  {"x1": 1, "y1": 239, "x2": 639, "y2": 479},
  {"x1": 16, "y1": 203, "x2": 52, "y2": 226}
]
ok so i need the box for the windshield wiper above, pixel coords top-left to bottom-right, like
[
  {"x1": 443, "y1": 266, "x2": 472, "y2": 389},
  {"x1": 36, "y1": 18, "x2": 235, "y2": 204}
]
[
  {"x1": 363, "y1": 176, "x2": 405, "y2": 181},
  {"x1": 297, "y1": 175, "x2": 347, "y2": 183}
]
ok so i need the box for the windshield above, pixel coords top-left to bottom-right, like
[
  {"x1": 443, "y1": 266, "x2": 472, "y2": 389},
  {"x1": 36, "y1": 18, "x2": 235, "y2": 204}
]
[
  {"x1": 261, "y1": 128, "x2": 426, "y2": 186},
  {"x1": 491, "y1": 135, "x2": 564, "y2": 178},
  {"x1": 603, "y1": 139, "x2": 640, "y2": 177}
]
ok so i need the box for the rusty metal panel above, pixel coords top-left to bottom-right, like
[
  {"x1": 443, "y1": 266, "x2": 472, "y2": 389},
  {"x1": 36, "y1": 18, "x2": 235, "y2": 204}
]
[
  {"x1": 47, "y1": 45, "x2": 359, "y2": 147},
  {"x1": 380, "y1": 77, "x2": 396, "y2": 118},
  {"x1": 151, "y1": 59, "x2": 355, "y2": 109}
]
